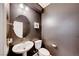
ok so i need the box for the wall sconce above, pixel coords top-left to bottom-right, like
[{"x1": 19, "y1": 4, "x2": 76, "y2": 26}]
[{"x1": 34, "y1": 22, "x2": 39, "y2": 29}]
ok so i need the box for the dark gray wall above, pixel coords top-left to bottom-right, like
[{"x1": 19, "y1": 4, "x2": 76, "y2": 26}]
[
  {"x1": 42, "y1": 4, "x2": 79, "y2": 56},
  {"x1": 10, "y1": 3, "x2": 42, "y2": 45}
]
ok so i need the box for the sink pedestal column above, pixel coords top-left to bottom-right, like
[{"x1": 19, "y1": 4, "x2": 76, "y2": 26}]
[{"x1": 23, "y1": 51, "x2": 27, "y2": 56}]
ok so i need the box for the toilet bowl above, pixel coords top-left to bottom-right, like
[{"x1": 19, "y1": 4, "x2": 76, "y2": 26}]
[
  {"x1": 38, "y1": 48, "x2": 50, "y2": 56},
  {"x1": 34, "y1": 40, "x2": 50, "y2": 56}
]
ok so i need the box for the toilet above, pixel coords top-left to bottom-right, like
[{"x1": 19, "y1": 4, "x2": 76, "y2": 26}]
[
  {"x1": 34, "y1": 40, "x2": 51, "y2": 56},
  {"x1": 38, "y1": 48, "x2": 50, "y2": 56}
]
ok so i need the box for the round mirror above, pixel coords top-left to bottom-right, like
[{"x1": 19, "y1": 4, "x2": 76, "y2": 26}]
[{"x1": 13, "y1": 15, "x2": 30, "y2": 38}]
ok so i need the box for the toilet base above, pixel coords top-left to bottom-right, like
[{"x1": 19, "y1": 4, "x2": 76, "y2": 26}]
[{"x1": 33, "y1": 52, "x2": 52, "y2": 56}]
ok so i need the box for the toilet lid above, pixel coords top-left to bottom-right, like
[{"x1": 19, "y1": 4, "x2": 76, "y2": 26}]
[{"x1": 39, "y1": 48, "x2": 50, "y2": 56}]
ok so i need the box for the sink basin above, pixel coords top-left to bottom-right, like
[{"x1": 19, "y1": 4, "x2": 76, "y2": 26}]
[{"x1": 12, "y1": 41, "x2": 34, "y2": 55}]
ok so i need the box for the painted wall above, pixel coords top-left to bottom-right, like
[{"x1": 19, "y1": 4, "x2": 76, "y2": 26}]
[
  {"x1": 10, "y1": 3, "x2": 42, "y2": 45},
  {"x1": 42, "y1": 4, "x2": 79, "y2": 56},
  {"x1": 0, "y1": 3, "x2": 4, "y2": 56},
  {"x1": 0, "y1": 4, "x2": 7, "y2": 56}
]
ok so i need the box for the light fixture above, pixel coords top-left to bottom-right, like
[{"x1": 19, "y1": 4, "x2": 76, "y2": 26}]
[
  {"x1": 19, "y1": 4, "x2": 24, "y2": 9},
  {"x1": 34, "y1": 22, "x2": 39, "y2": 28}
]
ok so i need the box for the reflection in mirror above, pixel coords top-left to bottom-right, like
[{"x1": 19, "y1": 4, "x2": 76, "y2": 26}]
[
  {"x1": 13, "y1": 21, "x2": 23, "y2": 38},
  {"x1": 13, "y1": 15, "x2": 30, "y2": 38}
]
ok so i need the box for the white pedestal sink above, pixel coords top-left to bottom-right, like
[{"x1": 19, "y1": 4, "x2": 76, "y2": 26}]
[{"x1": 12, "y1": 41, "x2": 34, "y2": 56}]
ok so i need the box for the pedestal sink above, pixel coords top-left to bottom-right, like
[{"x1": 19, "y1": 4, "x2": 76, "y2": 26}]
[{"x1": 12, "y1": 41, "x2": 34, "y2": 56}]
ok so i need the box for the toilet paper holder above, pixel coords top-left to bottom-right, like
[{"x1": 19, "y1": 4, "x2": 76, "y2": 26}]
[{"x1": 51, "y1": 43, "x2": 57, "y2": 49}]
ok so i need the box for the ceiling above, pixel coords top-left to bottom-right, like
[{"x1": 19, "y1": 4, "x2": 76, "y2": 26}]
[{"x1": 38, "y1": 3, "x2": 50, "y2": 8}]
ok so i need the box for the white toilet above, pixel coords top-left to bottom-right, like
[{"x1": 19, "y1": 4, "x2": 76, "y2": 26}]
[{"x1": 34, "y1": 40, "x2": 51, "y2": 56}]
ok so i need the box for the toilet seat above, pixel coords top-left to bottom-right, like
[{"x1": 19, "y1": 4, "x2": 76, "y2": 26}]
[{"x1": 38, "y1": 48, "x2": 50, "y2": 56}]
